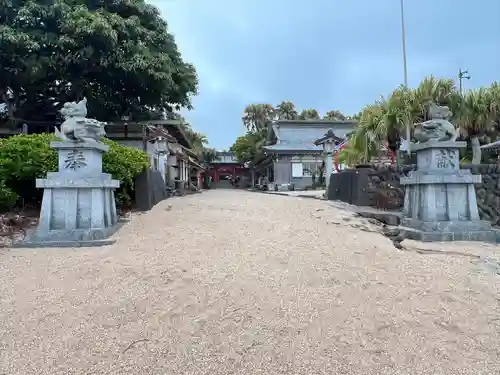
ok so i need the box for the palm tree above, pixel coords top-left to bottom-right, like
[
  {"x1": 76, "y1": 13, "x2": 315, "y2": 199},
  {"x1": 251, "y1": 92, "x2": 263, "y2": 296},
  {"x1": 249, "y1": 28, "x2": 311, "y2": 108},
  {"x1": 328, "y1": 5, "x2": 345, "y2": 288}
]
[
  {"x1": 199, "y1": 148, "x2": 218, "y2": 164},
  {"x1": 349, "y1": 102, "x2": 389, "y2": 163},
  {"x1": 242, "y1": 104, "x2": 275, "y2": 133},
  {"x1": 349, "y1": 76, "x2": 461, "y2": 164},
  {"x1": 184, "y1": 127, "x2": 207, "y2": 147},
  {"x1": 412, "y1": 76, "x2": 457, "y2": 122},
  {"x1": 454, "y1": 87, "x2": 499, "y2": 164},
  {"x1": 489, "y1": 82, "x2": 500, "y2": 136},
  {"x1": 298, "y1": 109, "x2": 320, "y2": 120},
  {"x1": 323, "y1": 110, "x2": 346, "y2": 121},
  {"x1": 275, "y1": 100, "x2": 298, "y2": 120}
]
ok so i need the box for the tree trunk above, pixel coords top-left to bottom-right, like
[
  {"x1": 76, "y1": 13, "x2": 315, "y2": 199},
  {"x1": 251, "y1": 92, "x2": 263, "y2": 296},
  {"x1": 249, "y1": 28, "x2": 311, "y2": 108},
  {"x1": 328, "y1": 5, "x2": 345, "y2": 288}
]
[{"x1": 470, "y1": 136, "x2": 482, "y2": 164}]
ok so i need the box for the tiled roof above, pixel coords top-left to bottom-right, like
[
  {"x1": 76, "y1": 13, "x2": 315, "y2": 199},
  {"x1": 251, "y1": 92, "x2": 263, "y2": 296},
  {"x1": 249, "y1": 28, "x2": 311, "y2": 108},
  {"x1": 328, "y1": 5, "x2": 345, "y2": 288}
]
[
  {"x1": 264, "y1": 121, "x2": 355, "y2": 152},
  {"x1": 264, "y1": 143, "x2": 324, "y2": 152}
]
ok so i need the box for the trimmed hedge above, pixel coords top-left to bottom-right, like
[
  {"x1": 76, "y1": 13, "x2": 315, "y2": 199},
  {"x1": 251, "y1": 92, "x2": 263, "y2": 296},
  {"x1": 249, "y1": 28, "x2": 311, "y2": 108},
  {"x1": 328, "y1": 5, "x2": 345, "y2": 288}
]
[{"x1": 0, "y1": 134, "x2": 149, "y2": 210}]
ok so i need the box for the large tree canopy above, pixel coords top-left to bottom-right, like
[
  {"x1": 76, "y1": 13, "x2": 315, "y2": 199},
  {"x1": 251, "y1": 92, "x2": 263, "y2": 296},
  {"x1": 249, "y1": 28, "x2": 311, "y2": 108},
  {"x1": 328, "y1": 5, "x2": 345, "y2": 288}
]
[
  {"x1": 0, "y1": 0, "x2": 198, "y2": 124},
  {"x1": 298, "y1": 108, "x2": 320, "y2": 120},
  {"x1": 242, "y1": 104, "x2": 275, "y2": 133},
  {"x1": 323, "y1": 110, "x2": 347, "y2": 121},
  {"x1": 230, "y1": 131, "x2": 265, "y2": 164}
]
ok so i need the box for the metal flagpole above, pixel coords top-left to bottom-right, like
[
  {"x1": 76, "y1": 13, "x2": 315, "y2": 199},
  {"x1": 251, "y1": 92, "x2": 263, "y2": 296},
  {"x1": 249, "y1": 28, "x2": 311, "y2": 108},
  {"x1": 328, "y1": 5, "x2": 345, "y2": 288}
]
[{"x1": 400, "y1": 0, "x2": 410, "y2": 157}]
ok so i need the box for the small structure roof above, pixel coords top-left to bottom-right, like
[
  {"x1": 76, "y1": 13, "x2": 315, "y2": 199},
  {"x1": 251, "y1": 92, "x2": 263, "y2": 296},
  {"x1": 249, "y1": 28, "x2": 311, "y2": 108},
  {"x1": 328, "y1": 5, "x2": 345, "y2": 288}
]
[
  {"x1": 264, "y1": 120, "x2": 355, "y2": 153},
  {"x1": 145, "y1": 120, "x2": 192, "y2": 149},
  {"x1": 105, "y1": 119, "x2": 192, "y2": 149},
  {"x1": 313, "y1": 129, "x2": 345, "y2": 146},
  {"x1": 146, "y1": 127, "x2": 176, "y2": 143}
]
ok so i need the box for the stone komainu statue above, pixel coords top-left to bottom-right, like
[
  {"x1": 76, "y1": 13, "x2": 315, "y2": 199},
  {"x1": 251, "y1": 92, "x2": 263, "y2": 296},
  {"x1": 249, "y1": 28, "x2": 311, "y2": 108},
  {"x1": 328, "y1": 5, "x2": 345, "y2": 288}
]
[
  {"x1": 412, "y1": 103, "x2": 459, "y2": 143},
  {"x1": 55, "y1": 97, "x2": 106, "y2": 143}
]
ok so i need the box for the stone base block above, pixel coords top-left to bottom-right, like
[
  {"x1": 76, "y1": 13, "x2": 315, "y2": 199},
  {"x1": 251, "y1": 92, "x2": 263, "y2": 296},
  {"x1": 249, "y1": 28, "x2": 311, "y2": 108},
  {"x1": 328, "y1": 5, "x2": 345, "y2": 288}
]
[
  {"x1": 275, "y1": 183, "x2": 294, "y2": 191},
  {"x1": 401, "y1": 218, "x2": 493, "y2": 232},
  {"x1": 13, "y1": 220, "x2": 126, "y2": 248},
  {"x1": 401, "y1": 226, "x2": 500, "y2": 243}
]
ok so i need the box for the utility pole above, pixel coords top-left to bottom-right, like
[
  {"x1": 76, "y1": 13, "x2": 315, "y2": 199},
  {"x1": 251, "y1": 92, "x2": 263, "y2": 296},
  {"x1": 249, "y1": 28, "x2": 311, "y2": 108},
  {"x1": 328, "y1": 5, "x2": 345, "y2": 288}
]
[
  {"x1": 400, "y1": 0, "x2": 410, "y2": 157},
  {"x1": 400, "y1": 0, "x2": 408, "y2": 87},
  {"x1": 458, "y1": 69, "x2": 470, "y2": 94}
]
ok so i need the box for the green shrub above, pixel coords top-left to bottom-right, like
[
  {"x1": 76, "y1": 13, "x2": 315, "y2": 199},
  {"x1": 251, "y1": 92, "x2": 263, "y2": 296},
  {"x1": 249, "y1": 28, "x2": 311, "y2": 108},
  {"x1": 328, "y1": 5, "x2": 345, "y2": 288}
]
[
  {"x1": 0, "y1": 134, "x2": 149, "y2": 210},
  {"x1": 101, "y1": 138, "x2": 150, "y2": 205},
  {"x1": 0, "y1": 133, "x2": 58, "y2": 209},
  {"x1": 0, "y1": 180, "x2": 18, "y2": 210}
]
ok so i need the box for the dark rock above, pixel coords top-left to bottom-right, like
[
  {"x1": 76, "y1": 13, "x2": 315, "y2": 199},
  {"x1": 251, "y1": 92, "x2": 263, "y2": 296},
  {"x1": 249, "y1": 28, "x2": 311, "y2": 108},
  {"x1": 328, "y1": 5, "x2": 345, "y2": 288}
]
[
  {"x1": 327, "y1": 221, "x2": 341, "y2": 225},
  {"x1": 357, "y1": 209, "x2": 401, "y2": 226},
  {"x1": 391, "y1": 234, "x2": 405, "y2": 243},
  {"x1": 471, "y1": 164, "x2": 500, "y2": 228},
  {"x1": 382, "y1": 227, "x2": 400, "y2": 237},
  {"x1": 393, "y1": 241, "x2": 404, "y2": 250},
  {"x1": 367, "y1": 218, "x2": 383, "y2": 226}
]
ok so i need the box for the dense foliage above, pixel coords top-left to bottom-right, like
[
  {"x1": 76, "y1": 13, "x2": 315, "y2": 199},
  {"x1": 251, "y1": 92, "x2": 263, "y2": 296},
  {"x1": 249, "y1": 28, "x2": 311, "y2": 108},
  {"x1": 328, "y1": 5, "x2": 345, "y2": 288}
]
[
  {"x1": 0, "y1": 134, "x2": 149, "y2": 210},
  {"x1": 233, "y1": 76, "x2": 500, "y2": 170},
  {"x1": 233, "y1": 101, "x2": 349, "y2": 165},
  {"x1": 346, "y1": 76, "x2": 500, "y2": 166},
  {"x1": 298, "y1": 109, "x2": 320, "y2": 120},
  {"x1": 0, "y1": 0, "x2": 198, "y2": 125},
  {"x1": 101, "y1": 138, "x2": 150, "y2": 205},
  {"x1": 229, "y1": 131, "x2": 267, "y2": 164},
  {"x1": 171, "y1": 114, "x2": 217, "y2": 164}
]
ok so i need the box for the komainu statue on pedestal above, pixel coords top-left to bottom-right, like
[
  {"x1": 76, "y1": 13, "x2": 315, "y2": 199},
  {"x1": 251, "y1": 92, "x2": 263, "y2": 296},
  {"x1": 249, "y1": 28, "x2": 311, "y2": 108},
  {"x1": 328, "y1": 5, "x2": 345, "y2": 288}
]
[
  {"x1": 413, "y1": 103, "x2": 459, "y2": 143},
  {"x1": 55, "y1": 97, "x2": 106, "y2": 143}
]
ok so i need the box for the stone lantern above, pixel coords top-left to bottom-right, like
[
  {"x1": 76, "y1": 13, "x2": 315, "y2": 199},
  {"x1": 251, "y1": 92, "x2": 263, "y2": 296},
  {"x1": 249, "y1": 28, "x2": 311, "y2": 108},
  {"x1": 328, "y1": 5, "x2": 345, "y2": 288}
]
[
  {"x1": 148, "y1": 127, "x2": 175, "y2": 183},
  {"x1": 314, "y1": 129, "x2": 344, "y2": 190}
]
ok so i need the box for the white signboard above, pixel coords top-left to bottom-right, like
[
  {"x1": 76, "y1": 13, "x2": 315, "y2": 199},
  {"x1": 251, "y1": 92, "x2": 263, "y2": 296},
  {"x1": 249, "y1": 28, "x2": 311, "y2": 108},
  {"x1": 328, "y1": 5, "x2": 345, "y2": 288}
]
[{"x1": 291, "y1": 163, "x2": 303, "y2": 177}]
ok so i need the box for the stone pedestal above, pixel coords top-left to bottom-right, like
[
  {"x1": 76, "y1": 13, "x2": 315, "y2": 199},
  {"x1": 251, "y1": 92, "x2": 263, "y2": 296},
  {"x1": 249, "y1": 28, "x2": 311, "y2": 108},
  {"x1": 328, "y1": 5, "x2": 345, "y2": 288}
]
[
  {"x1": 21, "y1": 141, "x2": 121, "y2": 247},
  {"x1": 400, "y1": 141, "x2": 498, "y2": 242}
]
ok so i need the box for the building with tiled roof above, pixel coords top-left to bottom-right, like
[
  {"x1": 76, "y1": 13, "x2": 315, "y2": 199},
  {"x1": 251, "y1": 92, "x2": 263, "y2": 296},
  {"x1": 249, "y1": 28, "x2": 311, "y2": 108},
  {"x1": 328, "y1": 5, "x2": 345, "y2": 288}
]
[{"x1": 256, "y1": 120, "x2": 356, "y2": 190}]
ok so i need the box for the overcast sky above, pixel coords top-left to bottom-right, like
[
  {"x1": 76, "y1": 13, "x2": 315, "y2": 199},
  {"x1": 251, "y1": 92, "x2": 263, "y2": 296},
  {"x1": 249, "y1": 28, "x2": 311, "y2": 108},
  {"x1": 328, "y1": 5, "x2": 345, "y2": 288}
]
[{"x1": 153, "y1": 0, "x2": 500, "y2": 149}]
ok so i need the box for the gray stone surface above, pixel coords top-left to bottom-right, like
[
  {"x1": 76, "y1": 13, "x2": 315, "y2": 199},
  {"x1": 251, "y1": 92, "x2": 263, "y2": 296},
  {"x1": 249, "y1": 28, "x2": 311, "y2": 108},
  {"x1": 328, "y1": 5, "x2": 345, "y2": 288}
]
[
  {"x1": 355, "y1": 207, "x2": 402, "y2": 226},
  {"x1": 14, "y1": 219, "x2": 128, "y2": 248},
  {"x1": 17, "y1": 140, "x2": 121, "y2": 248},
  {"x1": 55, "y1": 98, "x2": 106, "y2": 143},
  {"x1": 412, "y1": 104, "x2": 458, "y2": 143},
  {"x1": 400, "y1": 140, "x2": 497, "y2": 242},
  {"x1": 462, "y1": 164, "x2": 500, "y2": 227}
]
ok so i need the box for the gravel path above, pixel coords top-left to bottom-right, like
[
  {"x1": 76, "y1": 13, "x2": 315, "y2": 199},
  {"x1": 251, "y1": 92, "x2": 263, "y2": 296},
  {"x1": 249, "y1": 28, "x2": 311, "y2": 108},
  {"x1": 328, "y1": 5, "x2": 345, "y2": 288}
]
[{"x1": 1, "y1": 190, "x2": 499, "y2": 374}]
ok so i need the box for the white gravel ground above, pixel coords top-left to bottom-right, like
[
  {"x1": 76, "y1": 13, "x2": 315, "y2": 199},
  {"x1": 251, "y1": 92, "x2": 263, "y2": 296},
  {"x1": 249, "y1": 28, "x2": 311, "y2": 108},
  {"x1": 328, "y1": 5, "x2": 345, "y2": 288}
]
[{"x1": 1, "y1": 190, "x2": 499, "y2": 375}]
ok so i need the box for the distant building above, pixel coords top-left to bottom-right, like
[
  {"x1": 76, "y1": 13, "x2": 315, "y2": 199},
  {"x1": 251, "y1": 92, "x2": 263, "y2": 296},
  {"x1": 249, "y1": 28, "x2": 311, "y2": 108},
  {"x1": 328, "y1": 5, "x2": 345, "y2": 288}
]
[
  {"x1": 257, "y1": 120, "x2": 356, "y2": 190},
  {"x1": 104, "y1": 120, "x2": 204, "y2": 188},
  {"x1": 203, "y1": 151, "x2": 250, "y2": 188}
]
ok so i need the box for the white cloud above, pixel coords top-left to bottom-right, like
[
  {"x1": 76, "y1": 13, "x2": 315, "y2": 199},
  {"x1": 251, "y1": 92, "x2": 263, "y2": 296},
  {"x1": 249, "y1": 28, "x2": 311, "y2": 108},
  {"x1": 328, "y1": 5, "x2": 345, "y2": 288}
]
[{"x1": 152, "y1": 1, "x2": 261, "y2": 100}]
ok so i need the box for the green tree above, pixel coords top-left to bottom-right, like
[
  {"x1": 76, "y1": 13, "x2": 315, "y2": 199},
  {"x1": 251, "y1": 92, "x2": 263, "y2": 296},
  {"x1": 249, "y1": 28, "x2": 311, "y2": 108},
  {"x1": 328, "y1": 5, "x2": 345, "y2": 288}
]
[
  {"x1": 349, "y1": 76, "x2": 460, "y2": 163},
  {"x1": 323, "y1": 110, "x2": 346, "y2": 121},
  {"x1": 275, "y1": 100, "x2": 298, "y2": 120},
  {"x1": 230, "y1": 131, "x2": 266, "y2": 164},
  {"x1": 0, "y1": 0, "x2": 198, "y2": 126},
  {"x1": 242, "y1": 104, "x2": 275, "y2": 133},
  {"x1": 198, "y1": 148, "x2": 218, "y2": 164},
  {"x1": 170, "y1": 115, "x2": 215, "y2": 161},
  {"x1": 454, "y1": 87, "x2": 499, "y2": 164},
  {"x1": 185, "y1": 128, "x2": 208, "y2": 152},
  {"x1": 298, "y1": 109, "x2": 320, "y2": 120},
  {"x1": 0, "y1": 133, "x2": 149, "y2": 209}
]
